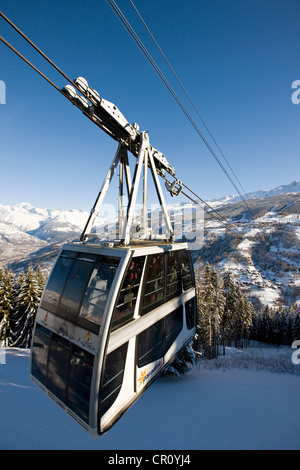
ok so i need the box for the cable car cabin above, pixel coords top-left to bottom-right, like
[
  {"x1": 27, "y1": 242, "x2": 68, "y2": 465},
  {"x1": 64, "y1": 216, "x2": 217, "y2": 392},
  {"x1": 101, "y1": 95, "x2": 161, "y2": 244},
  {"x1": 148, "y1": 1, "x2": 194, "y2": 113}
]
[{"x1": 30, "y1": 241, "x2": 196, "y2": 437}]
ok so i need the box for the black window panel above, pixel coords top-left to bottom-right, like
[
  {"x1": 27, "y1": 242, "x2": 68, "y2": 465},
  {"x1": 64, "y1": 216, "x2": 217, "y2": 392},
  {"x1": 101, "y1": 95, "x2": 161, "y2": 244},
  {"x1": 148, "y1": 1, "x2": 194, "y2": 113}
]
[
  {"x1": 47, "y1": 334, "x2": 71, "y2": 403},
  {"x1": 60, "y1": 256, "x2": 96, "y2": 318},
  {"x1": 179, "y1": 250, "x2": 194, "y2": 290},
  {"x1": 166, "y1": 251, "x2": 182, "y2": 300},
  {"x1": 185, "y1": 297, "x2": 197, "y2": 330},
  {"x1": 165, "y1": 306, "x2": 183, "y2": 351},
  {"x1": 42, "y1": 251, "x2": 120, "y2": 334},
  {"x1": 100, "y1": 343, "x2": 128, "y2": 417},
  {"x1": 31, "y1": 325, "x2": 51, "y2": 386},
  {"x1": 31, "y1": 326, "x2": 95, "y2": 425},
  {"x1": 80, "y1": 257, "x2": 120, "y2": 329},
  {"x1": 142, "y1": 254, "x2": 165, "y2": 313},
  {"x1": 112, "y1": 256, "x2": 145, "y2": 331},
  {"x1": 138, "y1": 307, "x2": 184, "y2": 368},
  {"x1": 67, "y1": 346, "x2": 94, "y2": 423},
  {"x1": 42, "y1": 251, "x2": 77, "y2": 313},
  {"x1": 138, "y1": 318, "x2": 165, "y2": 367}
]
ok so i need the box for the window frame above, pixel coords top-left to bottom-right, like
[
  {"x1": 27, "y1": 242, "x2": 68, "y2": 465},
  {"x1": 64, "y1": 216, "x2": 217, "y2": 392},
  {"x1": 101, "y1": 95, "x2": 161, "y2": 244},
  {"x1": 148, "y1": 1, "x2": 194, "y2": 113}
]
[
  {"x1": 41, "y1": 251, "x2": 121, "y2": 335},
  {"x1": 111, "y1": 255, "x2": 146, "y2": 332},
  {"x1": 141, "y1": 253, "x2": 166, "y2": 315},
  {"x1": 31, "y1": 325, "x2": 94, "y2": 424},
  {"x1": 185, "y1": 296, "x2": 197, "y2": 330},
  {"x1": 141, "y1": 249, "x2": 194, "y2": 315},
  {"x1": 99, "y1": 342, "x2": 128, "y2": 419},
  {"x1": 137, "y1": 305, "x2": 183, "y2": 368}
]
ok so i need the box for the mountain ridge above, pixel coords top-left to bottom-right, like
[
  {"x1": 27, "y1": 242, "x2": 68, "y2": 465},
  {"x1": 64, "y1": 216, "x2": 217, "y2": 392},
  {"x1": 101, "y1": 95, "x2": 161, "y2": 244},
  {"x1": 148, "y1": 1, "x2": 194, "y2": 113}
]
[
  {"x1": 209, "y1": 180, "x2": 300, "y2": 207},
  {"x1": 1, "y1": 180, "x2": 299, "y2": 309}
]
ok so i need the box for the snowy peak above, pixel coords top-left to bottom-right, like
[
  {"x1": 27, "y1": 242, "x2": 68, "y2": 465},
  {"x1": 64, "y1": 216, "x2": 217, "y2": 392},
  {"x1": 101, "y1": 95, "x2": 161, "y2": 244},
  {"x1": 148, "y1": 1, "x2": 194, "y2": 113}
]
[
  {"x1": 0, "y1": 203, "x2": 89, "y2": 268},
  {"x1": 0, "y1": 202, "x2": 88, "y2": 233},
  {"x1": 210, "y1": 181, "x2": 300, "y2": 207},
  {"x1": 1, "y1": 181, "x2": 299, "y2": 233},
  {"x1": 245, "y1": 180, "x2": 300, "y2": 200}
]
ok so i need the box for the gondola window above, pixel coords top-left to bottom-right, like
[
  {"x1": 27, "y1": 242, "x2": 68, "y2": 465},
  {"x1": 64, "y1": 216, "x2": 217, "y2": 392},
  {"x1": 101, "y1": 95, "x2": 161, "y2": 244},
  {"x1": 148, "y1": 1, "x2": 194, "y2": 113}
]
[
  {"x1": 185, "y1": 297, "x2": 197, "y2": 330},
  {"x1": 165, "y1": 306, "x2": 183, "y2": 350},
  {"x1": 138, "y1": 318, "x2": 164, "y2": 367},
  {"x1": 80, "y1": 257, "x2": 120, "y2": 327},
  {"x1": 179, "y1": 250, "x2": 194, "y2": 290},
  {"x1": 100, "y1": 342, "x2": 128, "y2": 418},
  {"x1": 112, "y1": 256, "x2": 145, "y2": 330},
  {"x1": 166, "y1": 251, "x2": 182, "y2": 300},
  {"x1": 67, "y1": 346, "x2": 94, "y2": 423},
  {"x1": 31, "y1": 325, "x2": 51, "y2": 386},
  {"x1": 42, "y1": 250, "x2": 77, "y2": 313},
  {"x1": 143, "y1": 254, "x2": 165, "y2": 312},
  {"x1": 41, "y1": 251, "x2": 120, "y2": 333}
]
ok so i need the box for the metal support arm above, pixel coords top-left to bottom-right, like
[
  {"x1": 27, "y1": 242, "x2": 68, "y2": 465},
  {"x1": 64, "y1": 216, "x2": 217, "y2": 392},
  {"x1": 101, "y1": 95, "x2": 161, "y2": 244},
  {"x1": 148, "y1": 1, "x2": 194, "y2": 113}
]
[{"x1": 80, "y1": 133, "x2": 174, "y2": 245}]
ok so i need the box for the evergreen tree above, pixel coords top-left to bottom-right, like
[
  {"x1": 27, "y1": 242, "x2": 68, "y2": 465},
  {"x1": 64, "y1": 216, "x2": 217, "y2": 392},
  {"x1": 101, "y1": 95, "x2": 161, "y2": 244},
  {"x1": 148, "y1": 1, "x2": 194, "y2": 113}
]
[
  {"x1": 196, "y1": 264, "x2": 223, "y2": 358},
  {"x1": 222, "y1": 271, "x2": 239, "y2": 349},
  {"x1": 0, "y1": 269, "x2": 15, "y2": 346},
  {"x1": 35, "y1": 266, "x2": 47, "y2": 291},
  {"x1": 241, "y1": 294, "x2": 254, "y2": 347},
  {"x1": 234, "y1": 291, "x2": 253, "y2": 348},
  {"x1": 292, "y1": 308, "x2": 300, "y2": 343},
  {"x1": 210, "y1": 267, "x2": 225, "y2": 355},
  {"x1": 272, "y1": 308, "x2": 286, "y2": 346},
  {"x1": 9, "y1": 267, "x2": 43, "y2": 348},
  {"x1": 164, "y1": 344, "x2": 196, "y2": 375},
  {"x1": 283, "y1": 308, "x2": 294, "y2": 346}
]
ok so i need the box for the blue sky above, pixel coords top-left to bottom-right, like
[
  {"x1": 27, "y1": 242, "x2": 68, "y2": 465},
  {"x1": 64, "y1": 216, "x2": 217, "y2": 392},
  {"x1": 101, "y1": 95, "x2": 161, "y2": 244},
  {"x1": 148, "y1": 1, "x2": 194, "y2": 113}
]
[{"x1": 0, "y1": 0, "x2": 299, "y2": 210}]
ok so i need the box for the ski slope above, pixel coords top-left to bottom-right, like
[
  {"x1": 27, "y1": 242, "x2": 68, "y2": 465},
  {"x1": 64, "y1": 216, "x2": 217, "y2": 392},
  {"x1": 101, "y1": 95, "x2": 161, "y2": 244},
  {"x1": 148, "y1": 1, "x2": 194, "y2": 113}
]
[{"x1": 1, "y1": 347, "x2": 300, "y2": 450}]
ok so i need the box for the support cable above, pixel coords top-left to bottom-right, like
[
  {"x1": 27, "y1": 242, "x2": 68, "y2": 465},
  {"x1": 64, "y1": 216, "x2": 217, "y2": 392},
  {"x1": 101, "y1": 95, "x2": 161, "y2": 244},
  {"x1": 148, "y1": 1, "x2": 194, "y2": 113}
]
[
  {"x1": 0, "y1": 10, "x2": 90, "y2": 99},
  {"x1": 0, "y1": 32, "x2": 246, "y2": 240},
  {"x1": 161, "y1": 173, "x2": 244, "y2": 238},
  {"x1": 129, "y1": 0, "x2": 251, "y2": 207},
  {"x1": 0, "y1": 35, "x2": 63, "y2": 96},
  {"x1": 106, "y1": 0, "x2": 256, "y2": 219},
  {"x1": 0, "y1": 9, "x2": 253, "y2": 243}
]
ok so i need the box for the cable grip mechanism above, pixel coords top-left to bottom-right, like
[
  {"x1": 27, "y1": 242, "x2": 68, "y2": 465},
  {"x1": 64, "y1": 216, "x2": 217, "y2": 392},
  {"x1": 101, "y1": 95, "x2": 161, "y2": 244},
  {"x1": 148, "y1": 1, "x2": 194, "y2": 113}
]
[{"x1": 165, "y1": 178, "x2": 183, "y2": 197}]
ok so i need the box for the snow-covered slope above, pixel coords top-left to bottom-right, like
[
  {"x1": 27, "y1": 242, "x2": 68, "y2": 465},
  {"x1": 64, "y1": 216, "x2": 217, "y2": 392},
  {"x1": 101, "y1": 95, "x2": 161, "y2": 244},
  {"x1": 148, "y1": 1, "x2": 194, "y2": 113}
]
[
  {"x1": 199, "y1": 217, "x2": 300, "y2": 307},
  {"x1": 0, "y1": 220, "x2": 48, "y2": 268},
  {"x1": 0, "y1": 202, "x2": 88, "y2": 234},
  {"x1": 1, "y1": 347, "x2": 300, "y2": 450},
  {"x1": 197, "y1": 186, "x2": 300, "y2": 308},
  {"x1": 1, "y1": 181, "x2": 299, "y2": 307},
  {"x1": 0, "y1": 203, "x2": 89, "y2": 268},
  {"x1": 210, "y1": 180, "x2": 300, "y2": 207}
]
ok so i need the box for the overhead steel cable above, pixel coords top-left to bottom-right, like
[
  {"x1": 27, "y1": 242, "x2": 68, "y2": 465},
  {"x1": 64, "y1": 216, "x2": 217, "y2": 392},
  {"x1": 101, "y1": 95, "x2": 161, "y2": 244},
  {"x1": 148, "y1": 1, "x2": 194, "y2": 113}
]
[
  {"x1": 0, "y1": 35, "x2": 63, "y2": 96},
  {"x1": 0, "y1": 10, "x2": 72, "y2": 85},
  {"x1": 128, "y1": 0, "x2": 251, "y2": 208},
  {"x1": 0, "y1": 9, "x2": 253, "y2": 240},
  {"x1": 106, "y1": 0, "x2": 256, "y2": 219},
  {"x1": 0, "y1": 12, "x2": 139, "y2": 146},
  {"x1": 0, "y1": 10, "x2": 91, "y2": 100},
  {"x1": 161, "y1": 173, "x2": 255, "y2": 248},
  {"x1": 163, "y1": 175, "x2": 240, "y2": 234},
  {"x1": 0, "y1": 35, "x2": 130, "y2": 154},
  {"x1": 1, "y1": 5, "x2": 253, "y2": 220}
]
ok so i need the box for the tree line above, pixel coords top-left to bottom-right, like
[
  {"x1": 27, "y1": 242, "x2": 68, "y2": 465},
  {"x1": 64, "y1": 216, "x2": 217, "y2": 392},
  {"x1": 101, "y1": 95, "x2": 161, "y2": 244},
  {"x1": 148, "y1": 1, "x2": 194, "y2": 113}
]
[
  {"x1": 194, "y1": 263, "x2": 300, "y2": 359},
  {"x1": 1, "y1": 263, "x2": 300, "y2": 355},
  {"x1": 0, "y1": 267, "x2": 46, "y2": 348}
]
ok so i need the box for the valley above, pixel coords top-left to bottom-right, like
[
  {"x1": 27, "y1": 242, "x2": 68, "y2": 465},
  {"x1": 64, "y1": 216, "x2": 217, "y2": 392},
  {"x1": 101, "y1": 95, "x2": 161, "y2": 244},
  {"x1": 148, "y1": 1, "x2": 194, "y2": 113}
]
[{"x1": 0, "y1": 181, "x2": 299, "y2": 309}]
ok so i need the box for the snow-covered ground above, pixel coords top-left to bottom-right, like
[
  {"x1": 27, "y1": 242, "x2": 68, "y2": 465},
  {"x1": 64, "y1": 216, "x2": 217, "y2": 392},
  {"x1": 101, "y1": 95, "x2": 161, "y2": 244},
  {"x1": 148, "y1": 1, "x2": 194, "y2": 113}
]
[{"x1": 1, "y1": 346, "x2": 300, "y2": 450}]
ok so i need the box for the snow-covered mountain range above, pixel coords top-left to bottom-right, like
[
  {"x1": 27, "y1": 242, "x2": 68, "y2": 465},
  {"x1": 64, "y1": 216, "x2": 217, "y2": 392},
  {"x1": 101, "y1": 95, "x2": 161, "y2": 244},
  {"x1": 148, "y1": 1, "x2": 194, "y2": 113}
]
[
  {"x1": 0, "y1": 180, "x2": 299, "y2": 308},
  {"x1": 0, "y1": 202, "x2": 88, "y2": 235},
  {"x1": 0, "y1": 203, "x2": 88, "y2": 270},
  {"x1": 209, "y1": 180, "x2": 300, "y2": 207}
]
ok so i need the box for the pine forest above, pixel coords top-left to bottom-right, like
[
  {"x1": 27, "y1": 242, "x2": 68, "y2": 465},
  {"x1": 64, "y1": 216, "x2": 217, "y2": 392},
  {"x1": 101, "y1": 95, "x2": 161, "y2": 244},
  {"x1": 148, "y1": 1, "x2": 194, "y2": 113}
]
[{"x1": 0, "y1": 264, "x2": 300, "y2": 358}]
